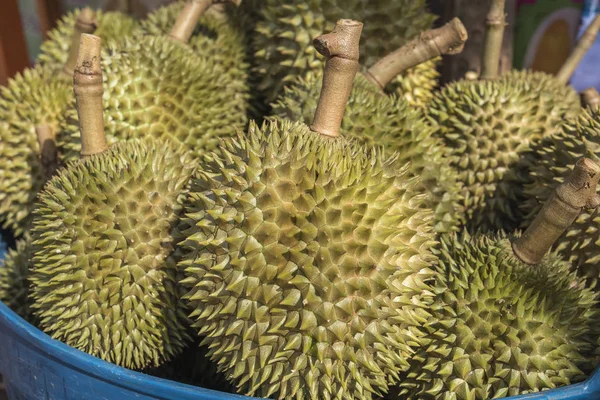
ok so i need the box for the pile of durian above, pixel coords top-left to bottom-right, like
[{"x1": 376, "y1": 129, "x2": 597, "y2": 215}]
[{"x1": 3, "y1": 0, "x2": 600, "y2": 399}]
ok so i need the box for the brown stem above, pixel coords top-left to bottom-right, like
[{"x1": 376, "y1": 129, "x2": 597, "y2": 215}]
[
  {"x1": 74, "y1": 34, "x2": 107, "y2": 157},
  {"x1": 513, "y1": 158, "x2": 600, "y2": 264},
  {"x1": 61, "y1": 8, "x2": 97, "y2": 78},
  {"x1": 310, "y1": 19, "x2": 363, "y2": 138},
  {"x1": 480, "y1": 0, "x2": 506, "y2": 80},
  {"x1": 365, "y1": 18, "x2": 468, "y2": 89},
  {"x1": 35, "y1": 124, "x2": 58, "y2": 180},
  {"x1": 557, "y1": 16, "x2": 600, "y2": 85},
  {"x1": 169, "y1": 0, "x2": 213, "y2": 43},
  {"x1": 582, "y1": 87, "x2": 600, "y2": 108}
]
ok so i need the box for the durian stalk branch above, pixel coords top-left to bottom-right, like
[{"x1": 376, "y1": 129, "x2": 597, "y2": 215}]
[
  {"x1": 169, "y1": 0, "x2": 212, "y2": 43},
  {"x1": 310, "y1": 19, "x2": 363, "y2": 138},
  {"x1": 35, "y1": 124, "x2": 58, "y2": 180},
  {"x1": 73, "y1": 34, "x2": 107, "y2": 157},
  {"x1": 513, "y1": 158, "x2": 600, "y2": 264},
  {"x1": 480, "y1": 0, "x2": 506, "y2": 80},
  {"x1": 557, "y1": 16, "x2": 600, "y2": 85},
  {"x1": 582, "y1": 87, "x2": 600, "y2": 108},
  {"x1": 62, "y1": 8, "x2": 97, "y2": 78},
  {"x1": 365, "y1": 18, "x2": 468, "y2": 89}
]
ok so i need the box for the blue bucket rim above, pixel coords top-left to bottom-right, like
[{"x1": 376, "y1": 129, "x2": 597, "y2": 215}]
[{"x1": 1, "y1": 300, "x2": 600, "y2": 399}]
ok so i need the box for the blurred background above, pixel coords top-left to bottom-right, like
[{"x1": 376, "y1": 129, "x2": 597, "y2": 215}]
[{"x1": 1, "y1": 0, "x2": 599, "y2": 90}]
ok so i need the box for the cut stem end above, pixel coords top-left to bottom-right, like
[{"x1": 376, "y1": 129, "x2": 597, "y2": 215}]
[
  {"x1": 62, "y1": 8, "x2": 97, "y2": 78},
  {"x1": 582, "y1": 87, "x2": 600, "y2": 108}
]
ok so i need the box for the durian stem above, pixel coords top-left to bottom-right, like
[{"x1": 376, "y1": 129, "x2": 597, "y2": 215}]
[
  {"x1": 365, "y1": 18, "x2": 468, "y2": 89},
  {"x1": 169, "y1": 0, "x2": 213, "y2": 43},
  {"x1": 61, "y1": 8, "x2": 97, "y2": 78},
  {"x1": 582, "y1": 87, "x2": 600, "y2": 108},
  {"x1": 74, "y1": 34, "x2": 107, "y2": 157},
  {"x1": 310, "y1": 19, "x2": 363, "y2": 138},
  {"x1": 557, "y1": 16, "x2": 600, "y2": 85},
  {"x1": 480, "y1": 0, "x2": 506, "y2": 80},
  {"x1": 35, "y1": 124, "x2": 58, "y2": 180},
  {"x1": 513, "y1": 158, "x2": 600, "y2": 265}
]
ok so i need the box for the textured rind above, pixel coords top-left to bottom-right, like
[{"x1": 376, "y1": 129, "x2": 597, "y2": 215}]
[
  {"x1": 252, "y1": 0, "x2": 437, "y2": 104},
  {"x1": 37, "y1": 9, "x2": 138, "y2": 68},
  {"x1": 429, "y1": 74, "x2": 576, "y2": 233},
  {"x1": 520, "y1": 107, "x2": 600, "y2": 285},
  {"x1": 386, "y1": 58, "x2": 441, "y2": 109},
  {"x1": 30, "y1": 138, "x2": 196, "y2": 370},
  {"x1": 0, "y1": 238, "x2": 35, "y2": 322},
  {"x1": 0, "y1": 64, "x2": 77, "y2": 235},
  {"x1": 272, "y1": 71, "x2": 464, "y2": 234},
  {"x1": 59, "y1": 34, "x2": 247, "y2": 158},
  {"x1": 179, "y1": 119, "x2": 438, "y2": 399},
  {"x1": 393, "y1": 231, "x2": 600, "y2": 400}
]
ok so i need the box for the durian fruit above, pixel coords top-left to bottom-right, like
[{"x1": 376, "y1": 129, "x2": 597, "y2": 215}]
[
  {"x1": 37, "y1": 8, "x2": 137, "y2": 70},
  {"x1": 30, "y1": 35, "x2": 195, "y2": 370},
  {"x1": 521, "y1": 107, "x2": 600, "y2": 286},
  {"x1": 428, "y1": 0, "x2": 600, "y2": 233},
  {"x1": 392, "y1": 158, "x2": 600, "y2": 399},
  {"x1": 252, "y1": 0, "x2": 438, "y2": 107},
  {"x1": 60, "y1": 1, "x2": 247, "y2": 157},
  {"x1": 272, "y1": 18, "x2": 468, "y2": 233},
  {"x1": 179, "y1": 21, "x2": 438, "y2": 399},
  {"x1": 0, "y1": 238, "x2": 35, "y2": 322}
]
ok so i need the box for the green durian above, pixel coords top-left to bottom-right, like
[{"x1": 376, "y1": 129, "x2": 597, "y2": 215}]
[
  {"x1": 0, "y1": 64, "x2": 76, "y2": 235},
  {"x1": 0, "y1": 238, "x2": 35, "y2": 322},
  {"x1": 387, "y1": 58, "x2": 441, "y2": 109},
  {"x1": 179, "y1": 21, "x2": 438, "y2": 399},
  {"x1": 252, "y1": 0, "x2": 438, "y2": 105},
  {"x1": 392, "y1": 231, "x2": 600, "y2": 399},
  {"x1": 37, "y1": 8, "x2": 137, "y2": 69}
]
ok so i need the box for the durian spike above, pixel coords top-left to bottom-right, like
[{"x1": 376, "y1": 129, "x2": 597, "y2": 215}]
[
  {"x1": 61, "y1": 8, "x2": 97, "y2": 78},
  {"x1": 365, "y1": 18, "x2": 468, "y2": 90},
  {"x1": 557, "y1": 15, "x2": 600, "y2": 85},
  {"x1": 480, "y1": 0, "x2": 506, "y2": 80},
  {"x1": 513, "y1": 157, "x2": 600, "y2": 265},
  {"x1": 582, "y1": 87, "x2": 600, "y2": 108},
  {"x1": 73, "y1": 34, "x2": 107, "y2": 157},
  {"x1": 310, "y1": 19, "x2": 363, "y2": 138},
  {"x1": 169, "y1": 0, "x2": 238, "y2": 43},
  {"x1": 35, "y1": 124, "x2": 58, "y2": 180}
]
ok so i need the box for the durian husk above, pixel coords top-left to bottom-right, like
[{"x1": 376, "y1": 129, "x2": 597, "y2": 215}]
[
  {"x1": 0, "y1": 64, "x2": 78, "y2": 235},
  {"x1": 30, "y1": 137, "x2": 196, "y2": 370},
  {"x1": 37, "y1": 9, "x2": 138, "y2": 68},
  {"x1": 272, "y1": 70, "x2": 464, "y2": 233},
  {"x1": 0, "y1": 238, "x2": 36, "y2": 324},
  {"x1": 521, "y1": 107, "x2": 600, "y2": 286},
  {"x1": 392, "y1": 231, "x2": 600, "y2": 399},
  {"x1": 59, "y1": 34, "x2": 247, "y2": 158},
  {"x1": 178, "y1": 119, "x2": 439, "y2": 399},
  {"x1": 252, "y1": 0, "x2": 437, "y2": 105},
  {"x1": 386, "y1": 58, "x2": 441, "y2": 109},
  {"x1": 429, "y1": 73, "x2": 577, "y2": 233}
]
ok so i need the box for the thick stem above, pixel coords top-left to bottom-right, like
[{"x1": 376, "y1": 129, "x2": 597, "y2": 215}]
[
  {"x1": 61, "y1": 8, "x2": 97, "y2": 78},
  {"x1": 480, "y1": 0, "x2": 506, "y2": 80},
  {"x1": 513, "y1": 158, "x2": 600, "y2": 264},
  {"x1": 310, "y1": 19, "x2": 363, "y2": 138},
  {"x1": 365, "y1": 18, "x2": 468, "y2": 89},
  {"x1": 35, "y1": 124, "x2": 58, "y2": 180},
  {"x1": 74, "y1": 34, "x2": 107, "y2": 157},
  {"x1": 582, "y1": 88, "x2": 600, "y2": 108},
  {"x1": 557, "y1": 16, "x2": 600, "y2": 85},
  {"x1": 169, "y1": 0, "x2": 213, "y2": 43}
]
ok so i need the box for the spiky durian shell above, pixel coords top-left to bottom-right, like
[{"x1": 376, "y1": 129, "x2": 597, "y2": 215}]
[
  {"x1": 429, "y1": 75, "x2": 576, "y2": 233},
  {"x1": 520, "y1": 108, "x2": 600, "y2": 285},
  {"x1": 30, "y1": 137, "x2": 196, "y2": 370},
  {"x1": 271, "y1": 71, "x2": 464, "y2": 233},
  {"x1": 178, "y1": 119, "x2": 438, "y2": 399},
  {"x1": 386, "y1": 58, "x2": 440, "y2": 109},
  {"x1": 0, "y1": 238, "x2": 35, "y2": 322},
  {"x1": 392, "y1": 232, "x2": 600, "y2": 400},
  {"x1": 252, "y1": 0, "x2": 437, "y2": 105},
  {"x1": 37, "y1": 9, "x2": 137, "y2": 68},
  {"x1": 60, "y1": 34, "x2": 247, "y2": 157},
  {"x1": 0, "y1": 64, "x2": 77, "y2": 235}
]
